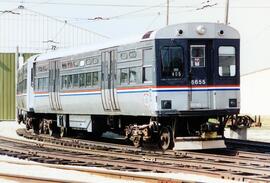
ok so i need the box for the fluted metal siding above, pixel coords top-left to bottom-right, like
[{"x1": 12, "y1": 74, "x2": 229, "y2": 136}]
[{"x1": 0, "y1": 53, "x2": 15, "y2": 120}]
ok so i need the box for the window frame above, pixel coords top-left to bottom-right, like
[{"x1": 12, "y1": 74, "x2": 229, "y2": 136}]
[
  {"x1": 190, "y1": 45, "x2": 205, "y2": 68},
  {"x1": 160, "y1": 46, "x2": 184, "y2": 80},
  {"x1": 120, "y1": 68, "x2": 129, "y2": 85},
  {"x1": 142, "y1": 48, "x2": 153, "y2": 84},
  {"x1": 218, "y1": 46, "x2": 236, "y2": 77}
]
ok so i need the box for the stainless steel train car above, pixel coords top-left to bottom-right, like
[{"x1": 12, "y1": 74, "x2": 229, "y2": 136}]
[{"x1": 17, "y1": 22, "x2": 240, "y2": 150}]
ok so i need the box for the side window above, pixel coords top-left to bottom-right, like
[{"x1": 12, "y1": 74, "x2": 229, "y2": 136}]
[
  {"x1": 129, "y1": 67, "x2": 138, "y2": 84},
  {"x1": 61, "y1": 76, "x2": 65, "y2": 89},
  {"x1": 79, "y1": 73, "x2": 85, "y2": 87},
  {"x1": 67, "y1": 75, "x2": 72, "y2": 88},
  {"x1": 86, "y1": 73, "x2": 92, "y2": 87},
  {"x1": 23, "y1": 79, "x2": 27, "y2": 93},
  {"x1": 120, "y1": 68, "x2": 128, "y2": 85},
  {"x1": 143, "y1": 49, "x2": 152, "y2": 83},
  {"x1": 143, "y1": 67, "x2": 152, "y2": 83},
  {"x1": 161, "y1": 46, "x2": 184, "y2": 78},
  {"x1": 190, "y1": 45, "x2": 205, "y2": 67},
  {"x1": 61, "y1": 75, "x2": 68, "y2": 89},
  {"x1": 38, "y1": 78, "x2": 43, "y2": 90},
  {"x1": 73, "y1": 74, "x2": 79, "y2": 88},
  {"x1": 44, "y1": 77, "x2": 48, "y2": 91},
  {"x1": 34, "y1": 78, "x2": 38, "y2": 91},
  {"x1": 218, "y1": 46, "x2": 236, "y2": 77},
  {"x1": 92, "y1": 72, "x2": 99, "y2": 86}
]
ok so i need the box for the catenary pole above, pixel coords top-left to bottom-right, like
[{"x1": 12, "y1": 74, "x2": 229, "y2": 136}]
[
  {"x1": 166, "y1": 0, "x2": 169, "y2": 25},
  {"x1": 225, "y1": 0, "x2": 229, "y2": 24}
]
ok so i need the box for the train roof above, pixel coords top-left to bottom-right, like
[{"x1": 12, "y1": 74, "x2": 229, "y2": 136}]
[{"x1": 35, "y1": 22, "x2": 240, "y2": 62}]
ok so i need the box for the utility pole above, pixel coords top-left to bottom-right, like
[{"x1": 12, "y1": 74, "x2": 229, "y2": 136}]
[
  {"x1": 224, "y1": 0, "x2": 229, "y2": 24},
  {"x1": 166, "y1": 0, "x2": 169, "y2": 25}
]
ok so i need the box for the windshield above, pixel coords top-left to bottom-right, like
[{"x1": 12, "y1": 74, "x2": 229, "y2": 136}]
[{"x1": 161, "y1": 46, "x2": 184, "y2": 79}]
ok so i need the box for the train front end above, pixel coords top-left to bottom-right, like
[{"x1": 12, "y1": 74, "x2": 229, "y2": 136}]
[{"x1": 153, "y1": 23, "x2": 240, "y2": 149}]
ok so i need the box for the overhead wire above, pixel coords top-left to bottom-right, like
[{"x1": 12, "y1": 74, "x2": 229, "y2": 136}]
[
  {"x1": 0, "y1": 0, "x2": 194, "y2": 8},
  {"x1": 143, "y1": 12, "x2": 162, "y2": 31}
]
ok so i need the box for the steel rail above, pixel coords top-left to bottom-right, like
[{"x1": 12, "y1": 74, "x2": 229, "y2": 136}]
[
  {"x1": 0, "y1": 172, "x2": 84, "y2": 183},
  {"x1": 0, "y1": 159, "x2": 187, "y2": 183},
  {"x1": 17, "y1": 129, "x2": 270, "y2": 163},
  {"x1": 15, "y1": 130, "x2": 270, "y2": 167},
  {"x1": 226, "y1": 138, "x2": 270, "y2": 152},
  {"x1": 1, "y1": 135, "x2": 270, "y2": 181}
]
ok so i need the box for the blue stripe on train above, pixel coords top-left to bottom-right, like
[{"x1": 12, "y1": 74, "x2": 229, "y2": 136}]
[{"x1": 34, "y1": 88, "x2": 240, "y2": 97}]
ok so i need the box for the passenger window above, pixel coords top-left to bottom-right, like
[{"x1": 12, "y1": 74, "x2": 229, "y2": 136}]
[
  {"x1": 67, "y1": 75, "x2": 72, "y2": 88},
  {"x1": 143, "y1": 67, "x2": 152, "y2": 83},
  {"x1": 79, "y1": 73, "x2": 85, "y2": 87},
  {"x1": 61, "y1": 76, "x2": 64, "y2": 89},
  {"x1": 190, "y1": 45, "x2": 205, "y2": 67},
  {"x1": 219, "y1": 46, "x2": 236, "y2": 77},
  {"x1": 129, "y1": 67, "x2": 138, "y2": 84},
  {"x1": 34, "y1": 79, "x2": 38, "y2": 90},
  {"x1": 92, "y1": 72, "x2": 99, "y2": 86},
  {"x1": 44, "y1": 77, "x2": 48, "y2": 91},
  {"x1": 161, "y1": 46, "x2": 184, "y2": 78},
  {"x1": 61, "y1": 75, "x2": 68, "y2": 89},
  {"x1": 73, "y1": 74, "x2": 79, "y2": 88},
  {"x1": 23, "y1": 79, "x2": 27, "y2": 93},
  {"x1": 86, "y1": 73, "x2": 92, "y2": 87},
  {"x1": 143, "y1": 49, "x2": 153, "y2": 83},
  {"x1": 38, "y1": 78, "x2": 43, "y2": 90},
  {"x1": 120, "y1": 68, "x2": 129, "y2": 84},
  {"x1": 143, "y1": 49, "x2": 152, "y2": 66}
]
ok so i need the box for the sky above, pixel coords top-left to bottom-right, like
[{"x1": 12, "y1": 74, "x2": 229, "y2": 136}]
[{"x1": 0, "y1": 0, "x2": 270, "y2": 74}]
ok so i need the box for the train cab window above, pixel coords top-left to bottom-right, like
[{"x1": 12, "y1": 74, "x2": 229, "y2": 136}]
[
  {"x1": 161, "y1": 46, "x2": 184, "y2": 78},
  {"x1": 120, "y1": 68, "x2": 129, "y2": 84},
  {"x1": 218, "y1": 46, "x2": 236, "y2": 77},
  {"x1": 92, "y1": 72, "x2": 99, "y2": 86},
  {"x1": 190, "y1": 45, "x2": 205, "y2": 67}
]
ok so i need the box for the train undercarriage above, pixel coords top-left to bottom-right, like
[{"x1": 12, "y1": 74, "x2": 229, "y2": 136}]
[{"x1": 17, "y1": 110, "x2": 245, "y2": 150}]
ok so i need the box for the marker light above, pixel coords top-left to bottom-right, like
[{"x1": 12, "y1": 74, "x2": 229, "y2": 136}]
[{"x1": 196, "y1": 25, "x2": 206, "y2": 35}]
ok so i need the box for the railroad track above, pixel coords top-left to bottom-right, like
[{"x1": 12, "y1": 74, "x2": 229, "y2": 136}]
[
  {"x1": 0, "y1": 172, "x2": 76, "y2": 183},
  {"x1": 0, "y1": 128, "x2": 268, "y2": 182},
  {"x1": 225, "y1": 138, "x2": 270, "y2": 153},
  {"x1": 0, "y1": 159, "x2": 183, "y2": 183}
]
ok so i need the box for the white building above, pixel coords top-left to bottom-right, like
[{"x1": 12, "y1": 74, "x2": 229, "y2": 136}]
[{"x1": 241, "y1": 69, "x2": 270, "y2": 116}]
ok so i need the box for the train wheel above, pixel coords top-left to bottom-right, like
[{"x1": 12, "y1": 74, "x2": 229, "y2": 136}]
[
  {"x1": 32, "y1": 119, "x2": 40, "y2": 134},
  {"x1": 59, "y1": 127, "x2": 67, "y2": 138},
  {"x1": 26, "y1": 121, "x2": 31, "y2": 130},
  {"x1": 159, "y1": 126, "x2": 172, "y2": 151},
  {"x1": 39, "y1": 120, "x2": 45, "y2": 134},
  {"x1": 26, "y1": 118, "x2": 32, "y2": 131},
  {"x1": 48, "y1": 120, "x2": 55, "y2": 136},
  {"x1": 133, "y1": 136, "x2": 142, "y2": 148}
]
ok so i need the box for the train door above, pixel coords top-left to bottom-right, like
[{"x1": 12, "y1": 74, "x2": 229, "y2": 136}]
[
  {"x1": 101, "y1": 50, "x2": 120, "y2": 111},
  {"x1": 188, "y1": 41, "x2": 212, "y2": 109},
  {"x1": 48, "y1": 60, "x2": 62, "y2": 110}
]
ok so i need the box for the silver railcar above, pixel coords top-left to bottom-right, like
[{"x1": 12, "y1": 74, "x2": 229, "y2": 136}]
[{"x1": 17, "y1": 22, "x2": 240, "y2": 150}]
